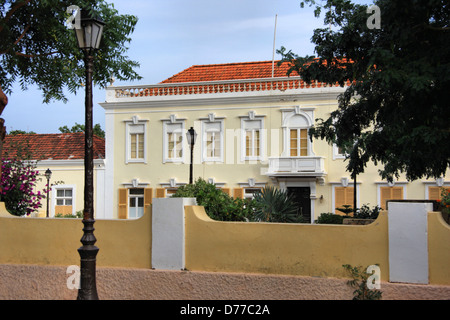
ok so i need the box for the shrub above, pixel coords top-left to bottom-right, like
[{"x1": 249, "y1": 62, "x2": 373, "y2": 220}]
[
  {"x1": 343, "y1": 264, "x2": 382, "y2": 300},
  {"x1": 172, "y1": 178, "x2": 256, "y2": 222},
  {"x1": 55, "y1": 210, "x2": 83, "y2": 218},
  {"x1": 437, "y1": 188, "x2": 450, "y2": 214},
  {"x1": 0, "y1": 158, "x2": 45, "y2": 216},
  {"x1": 336, "y1": 204, "x2": 354, "y2": 216},
  {"x1": 353, "y1": 204, "x2": 381, "y2": 219},
  {"x1": 316, "y1": 213, "x2": 344, "y2": 224},
  {"x1": 253, "y1": 186, "x2": 302, "y2": 223}
]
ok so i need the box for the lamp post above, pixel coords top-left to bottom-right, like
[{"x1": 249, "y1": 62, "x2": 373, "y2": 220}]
[
  {"x1": 186, "y1": 127, "x2": 197, "y2": 184},
  {"x1": 44, "y1": 168, "x2": 52, "y2": 218},
  {"x1": 74, "y1": 8, "x2": 105, "y2": 300}
]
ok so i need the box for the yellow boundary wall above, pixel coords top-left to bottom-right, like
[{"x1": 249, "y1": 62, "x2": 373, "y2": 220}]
[
  {"x1": 185, "y1": 206, "x2": 449, "y2": 285},
  {"x1": 0, "y1": 203, "x2": 448, "y2": 285},
  {"x1": 428, "y1": 211, "x2": 450, "y2": 285},
  {"x1": 185, "y1": 206, "x2": 390, "y2": 281},
  {"x1": 0, "y1": 207, "x2": 151, "y2": 269}
]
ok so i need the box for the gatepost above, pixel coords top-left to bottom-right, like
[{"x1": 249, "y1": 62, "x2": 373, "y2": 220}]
[{"x1": 151, "y1": 197, "x2": 196, "y2": 270}]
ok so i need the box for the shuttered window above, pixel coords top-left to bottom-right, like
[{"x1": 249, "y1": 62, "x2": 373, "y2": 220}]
[
  {"x1": 221, "y1": 188, "x2": 231, "y2": 196},
  {"x1": 335, "y1": 187, "x2": 355, "y2": 215},
  {"x1": 380, "y1": 186, "x2": 403, "y2": 210},
  {"x1": 233, "y1": 188, "x2": 244, "y2": 199},
  {"x1": 428, "y1": 186, "x2": 442, "y2": 200},
  {"x1": 118, "y1": 188, "x2": 153, "y2": 219},
  {"x1": 155, "y1": 188, "x2": 166, "y2": 198}
]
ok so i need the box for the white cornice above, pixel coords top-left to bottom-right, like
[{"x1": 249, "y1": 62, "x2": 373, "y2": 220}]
[{"x1": 36, "y1": 159, "x2": 105, "y2": 167}]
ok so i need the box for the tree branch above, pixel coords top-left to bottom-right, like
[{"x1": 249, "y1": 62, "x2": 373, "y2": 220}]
[
  {"x1": 14, "y1": 51, "x2": 59, "y2": 58},
  {"x1": 0, "y1": 0, "x2": 32, "y2": 33},
  {"x1": 13, "y1": 24, "x2": 30, "y2": 45},
  {"x1": 0, "y1": 24, "x2": 31, "y2": 54}
]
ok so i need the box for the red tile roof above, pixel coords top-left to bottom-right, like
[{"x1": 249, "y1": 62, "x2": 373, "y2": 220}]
[
  {"x1": 161, "y1": 60, "x2": 299, "y2": 83},
  {"x1": 114, "y1": 59, "x2": 351, "y2": 99},
  {"x1": 2, "y1": 133, "x2": 105, "y2": 161}
]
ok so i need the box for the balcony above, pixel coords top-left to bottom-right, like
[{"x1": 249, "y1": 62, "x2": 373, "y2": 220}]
[{"x1": 265, "y1": 156, "x2": 326, "y2": 178}]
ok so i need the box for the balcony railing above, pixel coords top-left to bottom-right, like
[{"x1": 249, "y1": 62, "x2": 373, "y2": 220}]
[
  {"x1": 105, "y1": 77, "x2": 349, "y2": 102},
  {"x1": 266, "y1": 156, "x2": 326, "y2": 177}
]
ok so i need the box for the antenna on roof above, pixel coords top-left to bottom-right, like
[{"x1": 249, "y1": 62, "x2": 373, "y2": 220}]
[{"x1": 272, "y1": 14, "x2": 278, "y2": 78}]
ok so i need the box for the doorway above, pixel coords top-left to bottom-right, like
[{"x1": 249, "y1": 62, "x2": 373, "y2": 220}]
[{"x1": 287, "y1": 187, "x2": 311, "y2": 222}]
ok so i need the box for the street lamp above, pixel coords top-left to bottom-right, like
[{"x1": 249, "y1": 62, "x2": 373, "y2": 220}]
[
  {"x1": 186, "y1": 127, "x2": 197, "y2": 184},
  {"x1": 74, "y1": 8, "x2": 105, "y2": 300},
  {"x1": 44, "y1": 168, "x2": 52, "y2": 218}
]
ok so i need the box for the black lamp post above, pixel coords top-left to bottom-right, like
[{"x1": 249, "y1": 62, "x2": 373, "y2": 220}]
[
  {"x1": 74, "y1": 8, "x2": 105, "y2": 300},
  {"x1": 44, "y1": 168, "x2": 52, "y2": 218},
  {"x1": 186, "y1": 127, "x2": 197, "y2": 184}
]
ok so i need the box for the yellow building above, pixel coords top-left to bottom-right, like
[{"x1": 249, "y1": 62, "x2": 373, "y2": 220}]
[
  {"x1": 100, "y1": 60, "x2": 449, "y2": 221},
  {"x1": 2, "y1": 133, "x2": 106, "y2": 218}
]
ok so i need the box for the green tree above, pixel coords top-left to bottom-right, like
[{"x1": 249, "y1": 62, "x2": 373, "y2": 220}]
[
  {"x1": 59, "y1": 122, "x2": 105, "y2": 138},
  {"x1": 8, "y1": 129, "x2": 36, "y2": 135},
  {"x1": 0, "y1": 0, "x2": 141, "y2": 103},
  {"x1": 278, "y1": 0, "x2": 450, "y2": 182}
]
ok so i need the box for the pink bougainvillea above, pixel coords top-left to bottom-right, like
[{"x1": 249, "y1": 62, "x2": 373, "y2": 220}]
[{"x1": 0, "y1": 158, "x2": 46, "y2": 216}]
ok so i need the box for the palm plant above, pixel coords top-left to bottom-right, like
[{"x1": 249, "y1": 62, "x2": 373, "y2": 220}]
[{"x1": 253, "y1": 186, "x2": 301, "y2": 223}]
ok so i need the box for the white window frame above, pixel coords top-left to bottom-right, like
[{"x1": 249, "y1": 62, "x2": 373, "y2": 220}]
[
  {"x1": 160, "y1": 178, "x2": 187, "y2": 198},
  {"x1": 330, "y1": 178, "x2": 360, "y2": 214},
  {"x1": 238, "y1": 178, "x2": 266, "y2": 199},
  {"x1": 376, "y1": 181, "x2": 408, "y2": 209},
  {"x1": 200, "y1": 114, "x2": 225, "y2": 163},
  {"x1": 125, "y1": 116, "x2": 148, "y2": 164},
  {"x1": 333, "y1": 143, "x2": 346, "y2": 160},
  {"x1": 423, "y1": 178, "x2": 449, "y2": 200},
  {"x1": 281, "y1": 107, "x2": 315, "y2": 157},
  {"x1": 240, "y1": 111, "x2": 265, "y2": 162},
  {"x1": 51, "y1": 184, "x2": 76, "y2": 217},
  {"x1": 162, "y1": 115, "x2": 186, "y2": 163},
  {"x1": 128, "y1": 188, "x2": 145, "y2": 219}
]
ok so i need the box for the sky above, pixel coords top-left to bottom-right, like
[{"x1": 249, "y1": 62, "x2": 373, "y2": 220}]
[{"x1": 2, "y1": 0, "x2": 371, "y2": 135}]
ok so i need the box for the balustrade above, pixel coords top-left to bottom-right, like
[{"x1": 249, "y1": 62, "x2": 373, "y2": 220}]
[{"x1": 111, "y1": 78, "x2": 340, "y2": 99}]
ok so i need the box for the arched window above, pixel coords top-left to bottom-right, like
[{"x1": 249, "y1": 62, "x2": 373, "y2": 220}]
[{"x1": 281, "y1": 108, "x2": 314, "y2": 157}]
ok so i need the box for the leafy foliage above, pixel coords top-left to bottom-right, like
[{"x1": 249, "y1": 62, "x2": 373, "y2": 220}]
[
  {"x1": 353, "y1": 204, "x2": 381, "y2": 220},
  {"x1": 336, "y1": 204, "x2": 353, "y2": 216},
  {"x1": 172, "y1": 178, "x2": 256, "y2": 222},
  {"x1": 59, "y1": 122, "x2": 105, "y2": 139},
  {"x1": 8, "y1": 130, "x2": 36, "y2": 135},
  {"x1": 316, "y1": 212, "x2": 343, "y2": 224},
  {"x1": 0, "y1": 0, "x2": 141, "y2": 103},
  {"x1": 437, "y1": 188, "x2": 450, "y2": 215},
  {"x1": 343, "y1": 264, "x2": 382, "y2": 300},
  {"x1": 279, "y1": 0, "x2": 450, "y2": 182},
  {"x1": 55, "y1": 210, "x2": 83, "y2": 218},
  {"x1": 253, "y1": 186, "x2": 302, "y2": 223},
  {"x1": 0, "y1": 138, "x2": 45, "y2": 216}
]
